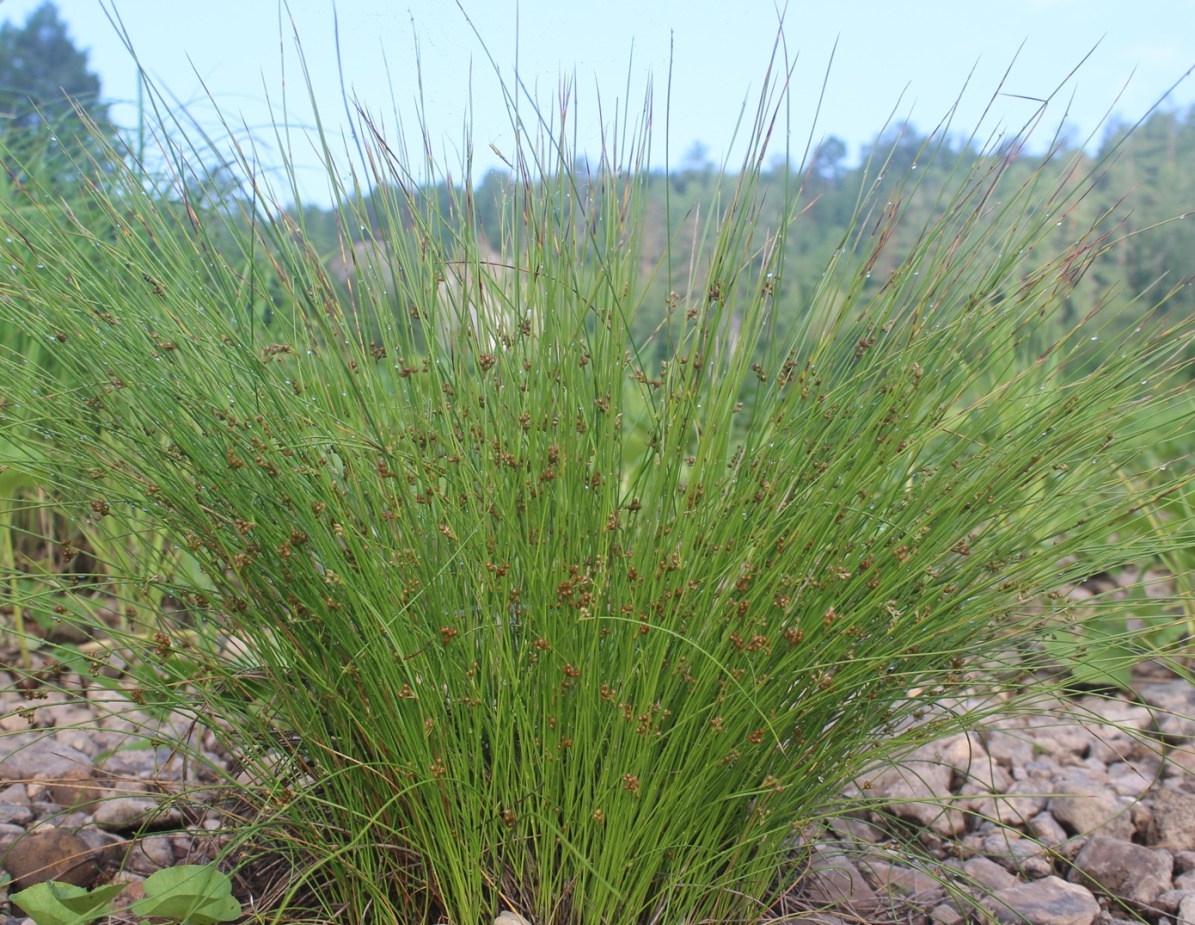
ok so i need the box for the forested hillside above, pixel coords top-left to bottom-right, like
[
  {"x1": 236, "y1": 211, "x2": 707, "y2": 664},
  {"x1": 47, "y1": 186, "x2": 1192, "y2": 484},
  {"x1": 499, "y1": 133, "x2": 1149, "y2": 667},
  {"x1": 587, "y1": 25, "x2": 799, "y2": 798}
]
[{"x1": 294, "y1": 108, "x2": 1195, "y2": 362}]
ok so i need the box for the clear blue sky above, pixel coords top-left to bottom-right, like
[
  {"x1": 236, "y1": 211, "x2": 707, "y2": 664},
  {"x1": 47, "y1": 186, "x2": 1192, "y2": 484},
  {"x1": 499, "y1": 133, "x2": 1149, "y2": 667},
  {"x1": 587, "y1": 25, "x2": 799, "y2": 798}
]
[{"x1": 3, "y1": 0, "x2": 1194, "y2": 205}]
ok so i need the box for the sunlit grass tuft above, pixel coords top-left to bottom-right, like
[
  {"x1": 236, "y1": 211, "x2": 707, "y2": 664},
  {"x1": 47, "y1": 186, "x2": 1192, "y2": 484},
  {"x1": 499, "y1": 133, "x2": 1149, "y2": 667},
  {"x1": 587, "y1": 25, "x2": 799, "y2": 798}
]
[{"x1": 1, "y1": 21, "x2": 1193, "y2": 925}]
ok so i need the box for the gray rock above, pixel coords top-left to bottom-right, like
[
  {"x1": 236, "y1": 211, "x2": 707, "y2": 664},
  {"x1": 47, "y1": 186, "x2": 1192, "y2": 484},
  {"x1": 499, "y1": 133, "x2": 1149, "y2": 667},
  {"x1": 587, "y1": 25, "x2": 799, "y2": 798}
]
[
  {"x1": 1018, "y1": 854, "x2": 1055, "y2": 880},
  {"x1": 1155, "y1": 889, "x2": 1191, "y2": 915},
  {"x1": 801, "y1": 847, "x2": 879, "y2": 917},
  {"x1": 53, "y1": 727, "x2": 100, "y2": 757},
  {"x1": 959, "y1": 750, "x2": 1012, "y2": 801},
  {"x1": 983, "y1": 875, "x2": 1099, "y2": 925},
  {"x1": 1175, "y1": 850, "x2": 1195, "y2": 874},
  {"x1": 995, "y1": 778, "x2": 1049, "y2": 827},
  {"x1": 827, "y1": 815, "x2": 885, "y2": 844},
  {"x1": 1180, "y1": 893, "x2": 1195, "y2": 925},
  {"x1": 0, "y1": 803, "x2": 32, "y2": 826},
  {"x1": 1140, "y1": 680, "x2": 1195, "y2": 751},
  {"x1": 929, "y1": 903, "x2": 964, "y2": 925},
  {"x1": 91, "y1": 796, "x2": 180, "y2": 831},
  {"x1": 1133, "y1": 799, "x2": 1154, "y2": 837},
  {"x1": 864, "y1": 736, "x2": 981, "y2": 836},
  {"x1": 1072, "y1": 695, "x2": 1150, "y2": 727},
  {"x1": 1028, "y1": 810, "x2": 1069, "y2": 848},
  {"x1": 30, "y1": 801, "x2": 63, "y2": 820},
  {"x1": 1166, "y1": 744, "x2": 1195, "y2": 779},
  {"x1": 1137, "y1": 680, "x2": 1195, "y2": 721},
  {"x1": 95, "y1": 705, "x2": 152, "y2": 733},
  {"x1": 37, "y1": 702, "x2": 94, "y2": 729},
  {"x1": 964, "y1": 856, "x2": 1017, "y2": 892},
  {"x1": 857, "y1": 857, "x2": 942, "y2": 902},
  {"x1": 1068, "y1": 835, "x2": 1172, "y2": 907},
  {"x1": 982, "y1": 829, "x2": 1032, "y2": 857},
  {"x1": 984, "y1": 728, "x2": 1038, "y2": 770},
  {"x1": 1106, "y1": 761, "x2": 1154, "y2": 798},
  {"x1": 1149, "y1": 789, "x2": 1195, "y2": 851},
  {"x1": 0, "y1": 712, "x2": 34, "y2": 733},
  {"x1": 127, "y1": 835, "x2": 174, "y2": 874},
  {"x1": 1025, "y1": 757, "x2": 1066, "y2": 781},
  {"x1": 0, "y1": 740, "x2": 94, "y2": 785},
  {"x1": 97, "y1": 745, "x2": 175, "y2": 777},
  {"x1": 1073, "y1": 703, "x2": 1152, "y2": 766},
  {"x1": 0, "y1": 783, "x2": 30, "y2": 806},
  {"x1": 1025, "y1": 723, "x2": 1095, "y2": 760},
  {"x1": 870, "y1": 766, "x2": 961, "y2": 833},
  {"x1": 1048, "y1": 776, "x2": 1134, "y2": 840}
]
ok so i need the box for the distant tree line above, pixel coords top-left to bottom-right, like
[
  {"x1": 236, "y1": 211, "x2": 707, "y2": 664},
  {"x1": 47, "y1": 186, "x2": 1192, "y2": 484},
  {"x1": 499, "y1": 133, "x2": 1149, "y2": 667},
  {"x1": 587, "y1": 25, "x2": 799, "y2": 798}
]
[
  {"x1": 316, "y1": 105, "x2": 1195, "y2": 365},
  {"x1": 4, "y1": 1, "x2": 1194, "y2": 358}
]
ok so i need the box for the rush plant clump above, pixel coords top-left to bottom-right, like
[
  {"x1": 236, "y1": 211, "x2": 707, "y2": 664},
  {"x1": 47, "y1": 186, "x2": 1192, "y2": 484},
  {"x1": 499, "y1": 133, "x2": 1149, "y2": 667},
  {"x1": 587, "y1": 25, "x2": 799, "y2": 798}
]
[{"x1": 1, "y1": 20, "x2": 1192, "y2": 925}]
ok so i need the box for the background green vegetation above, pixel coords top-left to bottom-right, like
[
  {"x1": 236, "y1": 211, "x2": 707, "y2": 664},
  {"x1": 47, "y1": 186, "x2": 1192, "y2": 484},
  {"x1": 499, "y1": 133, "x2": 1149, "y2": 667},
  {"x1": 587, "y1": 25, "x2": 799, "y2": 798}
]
[{"x1": 318, "y1": 109, "x2": 1195, "y2": 368}]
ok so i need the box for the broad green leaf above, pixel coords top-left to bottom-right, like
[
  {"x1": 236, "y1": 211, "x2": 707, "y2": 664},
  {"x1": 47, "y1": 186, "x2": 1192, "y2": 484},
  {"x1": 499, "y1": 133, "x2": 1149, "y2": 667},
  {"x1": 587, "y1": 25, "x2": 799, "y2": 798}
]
[
  {"x1": 130, "y1": 864, "x2": 241, "y2": 924},
  {"x1": 11, "y1": 881, "x2": 122, "y2": 925}
]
